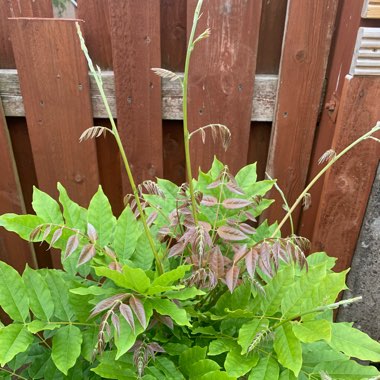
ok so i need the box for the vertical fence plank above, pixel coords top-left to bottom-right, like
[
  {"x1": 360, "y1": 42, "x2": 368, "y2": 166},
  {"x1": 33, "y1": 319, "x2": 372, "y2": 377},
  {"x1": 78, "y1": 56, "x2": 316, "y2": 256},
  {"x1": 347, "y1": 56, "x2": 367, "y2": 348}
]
[
  {"x1": 0, "y1": 0, "x2": 52, "y2": 68},
  {"x1": 187, "y1": 0, "x2": 262, "y2": 175},
  {"x1": 76, "y1": 0, "x2": 112, "y2": 69},
  {"x1": 264, "y1": 0, "x2": 339, "y2": 235},
  {"x1": 0, "y1": 103, "x2": 36, "y2": 272},
  {"x1": 10, "y1": 19, "x2": 100, "y2": 267},
  {"x1": 109, "y1": 0, "x2": 163, "y2": 191},
  {"x1": 311, "y1": 75, "x2": 380, "y2": 272}
]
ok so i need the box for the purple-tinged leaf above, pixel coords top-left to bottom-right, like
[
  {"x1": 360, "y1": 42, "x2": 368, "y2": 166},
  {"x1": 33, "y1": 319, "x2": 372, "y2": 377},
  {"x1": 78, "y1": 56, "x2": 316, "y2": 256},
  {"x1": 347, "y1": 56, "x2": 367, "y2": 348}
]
[
  {"x1": 42, "y1": 225, "x2": 52, "y2": 241},
  {"x1": 89, "y1": 294, "x2": 126, "y2": 319},
  {"x1": 183, "y1": 216, "x2": 196, "y2": 229},
  {"x1": 222, "y1": 198, "x2": 252, "y2": 209},
  {"x1": 148, "y1": 342, "x2": 165, "y2": 353},
  {"x1": 258, "y1": 243, "x2": 273, "y2": 278},
  {"x1": 225, "y1": 265, "x2": 239, "y2": 293},
  {"x1": 244, "y1": 211, "x2": 257, "y2": 222},
  {"x1": 108, "y1": 262, "x2": 122, "y2": 272},
  {"x1": 146, "y1": 211, "x2": 158, "y2": 227},
  {"x1": 78, "y1": 243, "x2": 96, "y2": 266},
  {"x1": 245, "y1": 249, "x2": 259, "y2": 279},
  {"x1": 158, "y1": 315, "x2": 174, "y2": 330},
  {"x1": 87, "y1": 223, "x2": 98, "y2": 242},
  {"x1": 217, "y1": 226, "x2": 248, "y2": 241},
  {"x1": 168, "y1": 241, "x2": 186, "y2": 258},
  {"x1": 49, "y1": 227, "x2": 63, "y2": 248},
  {"x1": 207, "y1": 180, "x2": 222, "y2": 189},
  {"x1": 201, "y1": 195, "x2": 218, "y2": 207},
  {"x1": 226, "y1": 181, "x2": 245, "y2": 195},
  {"x1": 119, "y1": 303, "x2": 135, "y2": 333},
  {"x1": 233, "y1": 244, "x2": 248, "y2": 263},
  {"x1": 30, "y1": 225, "x2": 44, "y2": 241},
  {"x1": 239, "y1": 223, "x2": 256, "y2": 235},
  {"x1": 130, "y1": 296, "x2": 146, "y2": 329},
  {"x1": 209, "y1": 246, "x2": 225, "y2": 279},
  {"x1": 111, "y1": 313, "x2": 120, "y2": 336},
  {"x1": 199, "y1": 221, "x2": 212, "y2": 232},
  {"x1": 64, "y1": 234, "x2": 80, "y2": 259},
  {"x1": 104, "y1": 246, "x2": 117, "y2": 259}
]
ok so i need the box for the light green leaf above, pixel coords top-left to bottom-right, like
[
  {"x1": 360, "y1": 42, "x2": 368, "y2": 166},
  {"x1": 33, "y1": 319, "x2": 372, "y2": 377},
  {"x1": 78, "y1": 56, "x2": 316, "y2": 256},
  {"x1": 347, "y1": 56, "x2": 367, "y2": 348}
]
[
  {"x1": 52, "y1": 325, "x2": 82, "y2": 375},
  {"x1": 200, "y1": 371, "x2": 235, "y2": 380},
  {"x1": 94, "y1": 266, "x2": 129, "y2": 288},
  {"x1": 279, "y1": 369, "x2": 297, "y2": 380},
  {"x1": 225, "y1": 346, "x2": 259, "y2": 378},
  {"x1": 23, "y1": 265, "x2": 54, "y2": 321},
  {"x1": 0, "y1": 261, "x2": 29, "y2": 322},
  {"x1": 188, "y1": 359, "x2": 220, "y2": 379},
  {"x1": 32, "y1": 187, "x2": 64, "y2": 224},
  {"x1": 114, "y1": 315, "x2": 141, "y2": 359},
  {"x1": 248, "y1": 356, "x2": 279, "y2": 380},
  {"x1": 148, "y1": 298, "x2": 190, "y2": 326},
  {"x1": 113, "y1": 206, "x2": 139, "y2": 262},
  {"x1": 236, "y1": 163, "x2": 257, "y2": 191},
  {"x1": 153, "y1": 356, "x2": 185, "y2": 379},
  {"x1": 313, "y1": 359, "x2": 380, "y2": 379},
  {"x1": 129, "y1": 231, "x2": 154, "y2": 270},
  {"x1": 0, "y1": 324, "x2": 33, "y2": 366},
  {"x1": 164, "y1": 287, "x2": 205, "y2": 300},
  {"x1": 27, "y1": 320, "x2": 61, "y2": 334},
  {"x1": 43, "y1": 270, "x2": 75, "y2": 321},
  {"x1": 214, "y1": 282, "x2": 251, "y2": 315},
  {"x1": 58, "y1": 183, "x2": 87, "y2": 230},
  {"x1": 121, "y1": 265, "x2": 151, "y2": 293},
  {"x1": 292, "y1": 320, "x2": 331, "y2": 343},
  {"x1": 69, "y1": 286, "x2": 115, "y2": 296},
  {"x1": 328, "y1": 322, "x2": 380, "y2": 362},
  {"x1": 238, "y1": 318, "x2": 269, "y2": 354},
  {"x1": 208, "y1": 157, "x2": 224, "y2": 179},
  {"x1": 145, "y1": 285, "x2": 180, "y2": 295},
  {"x1": 88, "y1": 186, "x2": 116, "y2": 247},
  {"x1": 152, "y1": 265, "x2": 192, "y2": 287},
  {"x1": 261, "y1": 265, "x2": 295, "y2": 315},
  {"x1": 306, "y1": 252, "x2": 336, "y2": 270},
  {"x1": 179, "y1": 346, "x2": 207, "y2": 376},
  {"x1": 81, "y1": 326, "x2": 98, "y2": 362},
  {"x1": 273, "y1": 323, "x2": 302, "y2": 377},
  {"x1": 208, "y1": 339, "x2": 235, "y2": 356},
  {"x1": 91, "y1": 352, "x2": 135, "y2": 379},
  {"x1": 0, "y1": 213, "x2": 44, "y2": 241}
]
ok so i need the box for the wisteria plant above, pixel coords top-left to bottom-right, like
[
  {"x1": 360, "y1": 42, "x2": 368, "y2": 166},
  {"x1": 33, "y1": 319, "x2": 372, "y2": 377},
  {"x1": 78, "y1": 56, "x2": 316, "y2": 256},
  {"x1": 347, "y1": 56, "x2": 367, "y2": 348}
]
[{"x1": 1, "y1": 1, "x2": 380, "y2": 379}]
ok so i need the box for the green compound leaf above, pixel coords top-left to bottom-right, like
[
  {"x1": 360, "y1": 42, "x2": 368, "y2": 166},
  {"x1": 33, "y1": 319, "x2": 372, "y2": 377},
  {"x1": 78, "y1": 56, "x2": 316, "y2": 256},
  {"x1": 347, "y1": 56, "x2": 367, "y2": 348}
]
[
  {"x1": 152, "y1": 265, "x2": 192, "y2": 287},
  {"x1": 313, "y1": 359, "x2": 380, "y2": 379},
  {"x1": 52, "y1": 325, "x2": 82, "y2": 375},
  {"x1": 188, "y1": 359, "x2": 220, "y2": 379},
  {"x1": 91, "y1": 351, "x2": 135, "y2": 379},
  {"x1": 32, "y1": 187, "x2": 63, "y2": 224},
  {"x1": 0, "y1": 213, "x2": 44, "y2": 241},
  {"x1": 115, "y1": 316, "x2": 143, "y2": 360},
  {"x1": 238, "y1": 318, "x2": 269, "y2": 354},
  {"x1": 87, "y1": 185, "x2": 116, "y2": 247},
  {"x1": 273, "y1": 323, "x2": 302, "y2": 377},
  {"x1": 224, "y1": 346, "x2": 259, "y2": 378},
  {"x1": 0, "y1": 324, "x2": 33, "y2": 366},
  {"x1": 199, "y1": 371, "x2": 235, "y2": 380},
  {"x1": 148, "y1": 298, "x2": 190, "y2": 326},
  {"x1": 0, "y1": 261, "x2": 29, "y2": 322},
  {"x1": 152, "y1": 356, "x2": 185, "y2": 380},
  {"x1": 113, "y1": 206, "x2": 139, "y2": 262},
  {"x1": 23, "y1": 265, "x2": 54, "y2": 321},
  {"x1": 328, "y1": 322, "x2": 380, "y2": 362},
  {"x1": 179, "y1": 346, "x2": 207, "y2": 376},
  {"x1": 248, "y1": 356, "x2": 280, "y2": 380},
  {"x1": 26, "y1": 320, "x2": 61, "y2": 334},
  {"x1": 236, "y1": 163, "x2": 257, "y2": 191},
  {"x1": 292, "y1": 320, "x2": 331, "y2": 343},
  {"x1": 279, "y1": 369, "x2": 297, "y2": 380}
]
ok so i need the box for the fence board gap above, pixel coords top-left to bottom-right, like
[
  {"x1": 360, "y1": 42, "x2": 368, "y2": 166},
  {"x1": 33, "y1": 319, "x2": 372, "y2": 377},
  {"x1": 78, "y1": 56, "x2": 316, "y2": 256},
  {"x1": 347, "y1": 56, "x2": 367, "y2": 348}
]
[
  {"x1": 264, "y1": 0, "x2": 339, "y2": 235},
  {"x1": 311, "y1": 75, "x2": 380, "y2": 272},
  {"x1": 0, "y1": 103, "x2": 37, "y2": 271},
  {"x1": 10, "y1": 18, "x2": 100, "y2": 268},
  {"x1": 108, "y1": 0, "x2": 163, "y2": 192},
  {"x1": 187, "y1": 0, "x2": 262, "y2": 175}
]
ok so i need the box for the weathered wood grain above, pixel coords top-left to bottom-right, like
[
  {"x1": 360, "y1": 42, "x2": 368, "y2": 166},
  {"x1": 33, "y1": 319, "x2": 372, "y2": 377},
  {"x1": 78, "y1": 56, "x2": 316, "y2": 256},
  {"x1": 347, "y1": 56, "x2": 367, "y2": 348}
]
[
  {"x1": 109, "y1": 0, "x2": 163, "y2": 190},
  {"x1": 0, "y1": 70, "x2": 278, "y2": 121},
  {"x1": 312, "y1": 75, "x2": 380, "y2": 272},
  {"x1": 298, "y1": 0, "x2": 366, "y2": 240},
  {"x1": 77, "y1": 0, "x2": 112, "y2": 69},
  {"x1": 264, "y1": 0, "x2": 339, "y2": 235},
  {"x1": 0, "y1": 102, "x2": 37, "y2": 272},
  {"x1": 10, "y1": 19, "x2": 100, "y2": 267},
  {"x1": 187, "y1": 0, "x2": 263, "y2": 174},
  {"x1": 0, "y1": 0, "x2": 52, "y2": 68}
]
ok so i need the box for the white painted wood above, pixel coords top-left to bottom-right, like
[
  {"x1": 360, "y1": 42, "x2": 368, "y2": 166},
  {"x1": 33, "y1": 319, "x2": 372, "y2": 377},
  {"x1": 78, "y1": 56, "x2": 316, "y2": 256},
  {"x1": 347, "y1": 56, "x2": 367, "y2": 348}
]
[
  {"x1": 362, "y1": 0, "x2": 380, "y2": 19},
  {"x1": 350, "y1": 28, "x2": 380, "y2": 76},
  {"x1": 0, "y1": 69, "x2": 278, "y2": 122}
]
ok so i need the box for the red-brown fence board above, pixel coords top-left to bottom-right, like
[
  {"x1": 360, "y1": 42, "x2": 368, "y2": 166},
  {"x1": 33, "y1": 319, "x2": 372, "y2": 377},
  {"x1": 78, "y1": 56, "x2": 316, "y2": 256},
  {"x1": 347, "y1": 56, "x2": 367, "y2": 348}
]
[
  {"x1": 76, "y1": 0, "x2": 112, "y2": 70},
  {"x1": 0, "y1": 102, "x2": 36, "y2": 272},
  {"x1": 109, "y1": 0, "x2": 163, "y2": 191},
  {"x1": 264, "y1": 0, "x2": 339, "y2": 235},
  {"x1": 298, "y1": 0, "x2": 368, "y2": 239},
  {"x1": 312, "y1": 75, "x2": 380, "y2": 272},
  {"x1": 187, "y1": 0, "x2": 262, "y2": 175},
  {"x1": 10, "y1": 19, "x2": 100, "y2": 266}
]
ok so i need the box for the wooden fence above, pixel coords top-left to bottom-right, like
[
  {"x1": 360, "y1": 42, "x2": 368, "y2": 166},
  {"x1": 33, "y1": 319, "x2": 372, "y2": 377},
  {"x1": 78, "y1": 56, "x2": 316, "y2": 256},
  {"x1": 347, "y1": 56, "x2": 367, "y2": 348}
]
[{"x1": 0, "y1": 0, "x2": 379, "y2": 272}]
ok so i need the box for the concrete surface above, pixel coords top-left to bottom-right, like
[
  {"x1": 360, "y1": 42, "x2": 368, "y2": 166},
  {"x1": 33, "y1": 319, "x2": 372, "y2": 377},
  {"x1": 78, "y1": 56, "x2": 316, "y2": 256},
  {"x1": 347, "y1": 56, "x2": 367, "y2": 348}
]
[{"x1": 337, "y1": 163, "x2": 380, "y2": 341}]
